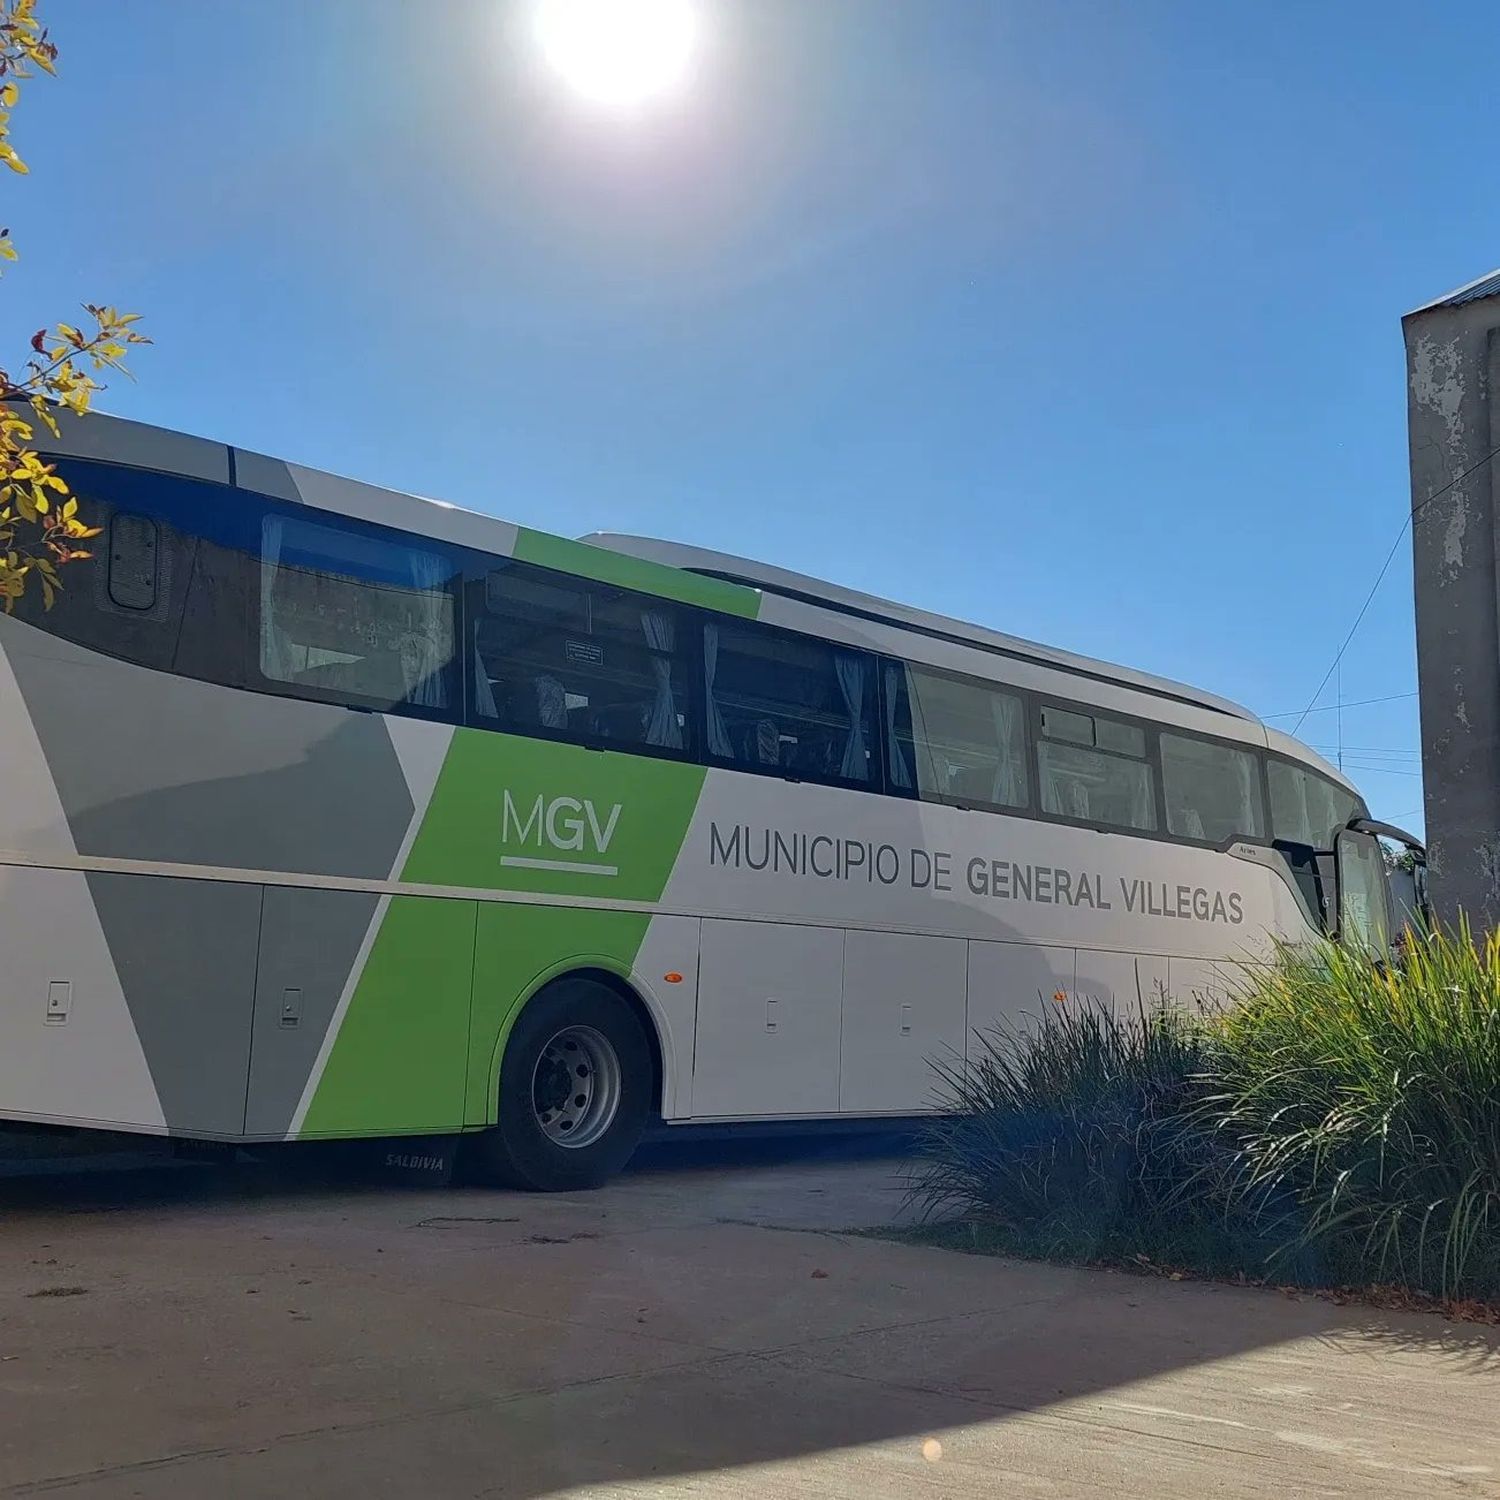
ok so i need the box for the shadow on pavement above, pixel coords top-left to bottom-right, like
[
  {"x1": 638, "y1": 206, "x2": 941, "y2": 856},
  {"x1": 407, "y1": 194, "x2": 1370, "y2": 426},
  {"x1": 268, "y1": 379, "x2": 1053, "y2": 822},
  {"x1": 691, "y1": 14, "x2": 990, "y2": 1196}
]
[
  {"x1": 0, "y1": 1123, "x2": 918, "y2": 1214},
  {"x1": 2, "y1": 1126, "x2": 1498, "y2": 1497}
]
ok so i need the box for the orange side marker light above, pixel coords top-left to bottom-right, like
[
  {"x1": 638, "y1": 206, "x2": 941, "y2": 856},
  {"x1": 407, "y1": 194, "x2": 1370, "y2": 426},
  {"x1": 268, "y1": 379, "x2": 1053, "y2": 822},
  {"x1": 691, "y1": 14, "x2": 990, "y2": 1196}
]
[{"x1": 663, "y1": 972, "x2": 684, "y2": 984}]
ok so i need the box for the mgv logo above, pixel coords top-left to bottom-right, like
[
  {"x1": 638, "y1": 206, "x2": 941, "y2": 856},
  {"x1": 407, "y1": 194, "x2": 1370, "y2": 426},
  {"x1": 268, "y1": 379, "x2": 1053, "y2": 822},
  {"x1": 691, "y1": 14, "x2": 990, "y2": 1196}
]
[{"x1": 501, "y1": 790, "x2": 622, "y2": 877}]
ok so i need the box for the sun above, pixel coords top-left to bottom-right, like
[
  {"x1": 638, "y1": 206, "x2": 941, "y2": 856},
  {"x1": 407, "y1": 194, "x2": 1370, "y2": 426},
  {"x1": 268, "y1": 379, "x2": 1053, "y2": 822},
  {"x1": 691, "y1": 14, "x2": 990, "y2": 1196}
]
[{"x1": 531, "y1": 0, "x2": 700, "y2": 111}]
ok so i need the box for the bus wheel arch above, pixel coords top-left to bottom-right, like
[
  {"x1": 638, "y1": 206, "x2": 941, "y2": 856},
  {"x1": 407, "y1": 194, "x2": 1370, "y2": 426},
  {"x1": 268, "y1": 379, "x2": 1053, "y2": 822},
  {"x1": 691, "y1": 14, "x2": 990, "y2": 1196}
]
[
  {"x1": 541, "y1": 966, "x2": 665, "y2": 1120},
  {"x1": 470, "y1": 967, "x2": 663, "y2": 1191}
]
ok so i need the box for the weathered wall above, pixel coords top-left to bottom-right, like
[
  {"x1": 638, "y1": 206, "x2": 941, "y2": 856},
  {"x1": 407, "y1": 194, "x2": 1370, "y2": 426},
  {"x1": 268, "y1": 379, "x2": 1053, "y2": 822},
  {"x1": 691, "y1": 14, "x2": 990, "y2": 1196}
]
[{"x1": 1405, "y1": 286, "x2": 1500, "y2": 927}]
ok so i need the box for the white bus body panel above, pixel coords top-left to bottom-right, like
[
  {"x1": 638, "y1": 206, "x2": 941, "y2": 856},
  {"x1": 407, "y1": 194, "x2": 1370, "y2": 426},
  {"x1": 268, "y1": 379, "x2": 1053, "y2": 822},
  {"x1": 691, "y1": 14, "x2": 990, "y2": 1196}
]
[
  {"x1": 965, "y1": 941, "x2": 1077, "y2": 1055},
  {"x1": 693, "y1": 919, "x2": 845, "y2": 1117},
  {"x1": 839, "y1": 930, "x2": 968, "y2": 1113}
]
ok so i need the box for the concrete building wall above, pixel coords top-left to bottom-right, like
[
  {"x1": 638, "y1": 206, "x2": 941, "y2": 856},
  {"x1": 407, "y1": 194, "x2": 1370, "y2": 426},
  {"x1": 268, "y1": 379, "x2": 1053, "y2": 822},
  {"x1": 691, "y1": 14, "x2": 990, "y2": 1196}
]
[{"x1": 1404, "y1": 275, "x2": 1500, "y2": 927}]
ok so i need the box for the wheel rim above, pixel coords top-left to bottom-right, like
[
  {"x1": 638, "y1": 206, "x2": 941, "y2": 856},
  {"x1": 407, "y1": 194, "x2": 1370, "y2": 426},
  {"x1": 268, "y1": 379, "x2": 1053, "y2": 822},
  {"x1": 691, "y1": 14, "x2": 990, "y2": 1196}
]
[{"x1": 530, "y1": 1024, "x2": 622, "y2": 1149}]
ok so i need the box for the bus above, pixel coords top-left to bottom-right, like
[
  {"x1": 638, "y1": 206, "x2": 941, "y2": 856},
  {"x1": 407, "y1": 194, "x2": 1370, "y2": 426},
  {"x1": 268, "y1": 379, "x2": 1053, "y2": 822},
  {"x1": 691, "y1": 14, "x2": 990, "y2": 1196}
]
[{"x1": 0, "y1": 411, "x2": 1425, "y2": 1189}]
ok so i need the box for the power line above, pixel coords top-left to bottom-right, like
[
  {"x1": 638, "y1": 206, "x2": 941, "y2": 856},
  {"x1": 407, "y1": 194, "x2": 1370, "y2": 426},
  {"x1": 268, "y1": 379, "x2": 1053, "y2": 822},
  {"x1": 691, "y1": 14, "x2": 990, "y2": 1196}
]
[
  {"x1": 1289, "y1": 519, "x2": 1412, "y2": 736},
  {"x1": 1309, "y1": 744, "x2": 1420, "y2": 758},
  {"x1": 1288, "y1": 439, "x2": 1500, "y2": 737},
  {"x1": 1264, "y1": 691, "x2": 1417, "y2": 719},
  {"x1": 1314, "y1": 757, "x2": 1421, "y2": 767},
  {"x1": 1314, "y1": 744, "x2": 1416, "y2": 756}
]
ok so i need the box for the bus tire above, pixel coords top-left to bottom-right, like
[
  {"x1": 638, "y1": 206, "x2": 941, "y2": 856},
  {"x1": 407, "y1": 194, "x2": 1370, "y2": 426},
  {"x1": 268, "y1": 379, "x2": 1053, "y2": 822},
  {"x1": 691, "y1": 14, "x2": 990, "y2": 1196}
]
[{"x1": 472, "y1": 976, "x2": 652, "y2": 1192}]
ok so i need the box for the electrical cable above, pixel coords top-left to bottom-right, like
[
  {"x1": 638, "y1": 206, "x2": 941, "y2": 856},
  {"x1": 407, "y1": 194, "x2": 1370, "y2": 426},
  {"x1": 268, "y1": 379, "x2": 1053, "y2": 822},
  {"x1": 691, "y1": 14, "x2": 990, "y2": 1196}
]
[
  {"x1": 1264, "y1": 691, "x2": 1416, "y2": 718},
  {"x1": 1287, "y1": 439, "x2": 1500, "y2": 736}
]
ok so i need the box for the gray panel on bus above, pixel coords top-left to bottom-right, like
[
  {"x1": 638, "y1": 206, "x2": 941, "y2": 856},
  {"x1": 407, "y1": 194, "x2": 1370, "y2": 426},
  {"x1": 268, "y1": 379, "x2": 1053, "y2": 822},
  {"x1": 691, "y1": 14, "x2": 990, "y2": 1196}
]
[
  {"x1": 85, "y1": 872, "x2": 261, "y2": 1137},
  {"x1": 244, "y1": 885, "x2": 381, "y2": 1137},
  {"x1": 6, "y1": 628, "x2": 415, "y2": 880}
]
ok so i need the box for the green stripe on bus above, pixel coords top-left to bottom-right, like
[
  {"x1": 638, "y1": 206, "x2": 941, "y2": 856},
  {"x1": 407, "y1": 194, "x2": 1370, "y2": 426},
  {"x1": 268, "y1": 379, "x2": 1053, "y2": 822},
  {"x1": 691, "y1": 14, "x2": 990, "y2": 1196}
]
[
  {"x1": 300, "y1": 729, "x2": 706, "y2": 1137},
  {"x1": 298, "y1": 894, "x2": 476, "y2": 1137},
  {"x1": 401, "y1": 729, "x2": 707, "y2": 901},
  {"x1": 513, "y1": 528, "x2": 761, "y2": 619}
]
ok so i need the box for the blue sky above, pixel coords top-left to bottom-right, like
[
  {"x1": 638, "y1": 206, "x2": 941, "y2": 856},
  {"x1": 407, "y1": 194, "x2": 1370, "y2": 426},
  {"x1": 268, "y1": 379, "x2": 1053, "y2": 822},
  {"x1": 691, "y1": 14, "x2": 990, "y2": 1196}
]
[{"x1": 7, "y1": 1, "x2": 1491, "y2": 832}]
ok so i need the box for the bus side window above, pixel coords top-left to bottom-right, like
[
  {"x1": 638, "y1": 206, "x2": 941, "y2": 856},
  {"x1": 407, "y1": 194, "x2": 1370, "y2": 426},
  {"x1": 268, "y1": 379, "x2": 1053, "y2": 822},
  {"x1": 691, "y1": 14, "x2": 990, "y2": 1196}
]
[
  {"x1": 1161, "y1": 732, "x2": 1265, "y2": 843},
  {"x1": 1038, "y1": 706, "x2": 1156, "y2": 832},
  {"x1": 893, "y1": 663, "x2": 1029, "y2": 811},
  {"x1": 474, "y1": 563, "x2": 694, "y2": 756},
  {"x1": 258, "y1": 513, "x2": 460, "y2": 714},
  {"x1": 703, "y1": 620, "x2": 875, "y2": 787}
]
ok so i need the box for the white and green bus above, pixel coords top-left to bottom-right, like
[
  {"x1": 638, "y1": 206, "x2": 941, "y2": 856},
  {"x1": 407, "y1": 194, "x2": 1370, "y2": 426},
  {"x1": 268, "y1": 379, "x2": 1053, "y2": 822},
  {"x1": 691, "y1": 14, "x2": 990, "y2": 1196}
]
[{"x1": 0, "y1": 412, "x2": 1424, "y2": 1188}]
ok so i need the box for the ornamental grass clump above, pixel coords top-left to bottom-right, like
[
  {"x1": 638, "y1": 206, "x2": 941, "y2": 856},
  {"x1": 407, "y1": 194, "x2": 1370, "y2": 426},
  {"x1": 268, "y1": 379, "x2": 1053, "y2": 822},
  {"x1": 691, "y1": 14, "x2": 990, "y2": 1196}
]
[
  {"x1": 1205, "y1": 922, "x2": 1500, "y2": 1299},
  {"x1": 909, "y1": 995, "x2": 1256, "y2": 1267},
  {"x1": 911, "y1": 926, "x2": 1500, "y2": 1299}
]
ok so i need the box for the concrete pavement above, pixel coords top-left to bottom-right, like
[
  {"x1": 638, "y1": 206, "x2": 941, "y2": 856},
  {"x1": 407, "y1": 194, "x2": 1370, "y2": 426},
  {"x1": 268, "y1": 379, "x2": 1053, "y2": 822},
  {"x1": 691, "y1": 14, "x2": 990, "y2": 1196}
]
[{"x1": 1, "y1": 1138, "x2": 1498, "y2": 1497}]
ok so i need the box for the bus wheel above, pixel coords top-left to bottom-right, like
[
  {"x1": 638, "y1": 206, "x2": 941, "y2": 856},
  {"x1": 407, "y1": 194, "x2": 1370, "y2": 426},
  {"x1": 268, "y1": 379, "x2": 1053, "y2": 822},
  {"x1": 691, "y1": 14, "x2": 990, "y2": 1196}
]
[{"x1": 472, "y1": 977, "x2": 652, "y2": 1192}]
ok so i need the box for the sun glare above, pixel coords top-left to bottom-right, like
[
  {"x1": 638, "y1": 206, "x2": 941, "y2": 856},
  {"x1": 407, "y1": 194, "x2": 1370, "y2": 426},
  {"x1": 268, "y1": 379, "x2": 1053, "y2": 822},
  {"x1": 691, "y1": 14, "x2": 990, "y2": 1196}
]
[{"x1": 531, "y1": 0, "x2": 700, "y2": 111}]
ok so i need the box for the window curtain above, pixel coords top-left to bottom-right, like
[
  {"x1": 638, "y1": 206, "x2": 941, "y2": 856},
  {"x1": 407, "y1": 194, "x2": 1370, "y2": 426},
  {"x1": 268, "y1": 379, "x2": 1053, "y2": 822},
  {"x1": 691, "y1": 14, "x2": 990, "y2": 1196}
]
[
  {"x1": 1307, "y1": 776, "x2": 1342, "y2": 848},
  {"x1": 703, "y1": 624, "x2": 732, "y2": 757},
  {"x1": 258, "y1": 516, "x2": 300, "y2": 682},
  {"x1": 1039, "y1": 745, "x2": 1089, "y2": 821},
  {"x1": 472, "y1": 624, "x2": 499, "y2": 719},
  {"x1": 989, "y1": 692, "x2": 1026, "y2": 806},
  {"x1": 536, "y1": 675, "x2": 567, "y2": 728},
  {"x1": 400, "y1": 548, "x2": 453, "y2": 710},
  {"x1": 835, "y1": 653, "x2": 869, "y2": 780},
  {"x1": 884, "y1": 663, "x2": 912, "y2": 789},
  {"x1": 1068, "y1": 782, "x2": 1090, "y2": 819},
  {"x1": 1129, "y1": 766, "x2": 1155, "y2": 830},
  {"x1": 1286, "y1": 771, "x2": 1313, "y2": 846},
  {"x1": 640, "y1": 609, "x2": 682, "y2": 749},
  {"x1": 1233, "y1": 751, "x2": 1260, "y2": 837}
]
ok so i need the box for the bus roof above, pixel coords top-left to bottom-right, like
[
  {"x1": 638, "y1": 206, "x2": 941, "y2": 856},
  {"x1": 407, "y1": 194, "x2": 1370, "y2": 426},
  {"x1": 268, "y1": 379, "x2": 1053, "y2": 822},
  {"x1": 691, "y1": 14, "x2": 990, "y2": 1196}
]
[{"x1": 581, "y1": 532, "x2": 1264, "y2": 728}]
